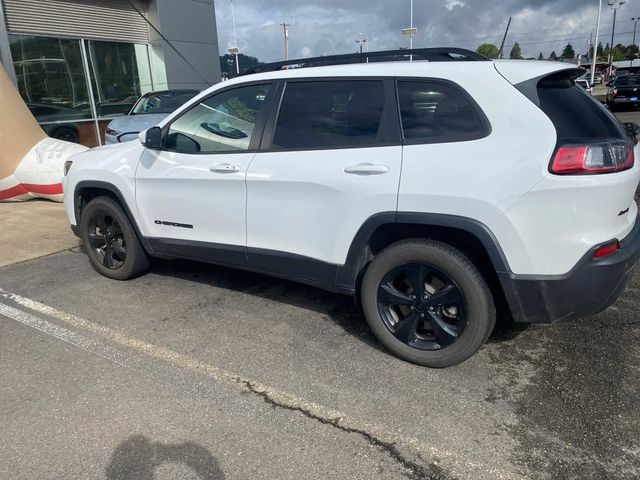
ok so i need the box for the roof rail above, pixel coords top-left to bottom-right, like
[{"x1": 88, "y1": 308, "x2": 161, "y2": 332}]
[{"x1": 239, "y1": 47, "x2": 489, "y2": 76}]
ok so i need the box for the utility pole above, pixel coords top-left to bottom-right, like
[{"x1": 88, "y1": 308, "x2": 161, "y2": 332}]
[
  {"x1": 280, "y1": 22, "x2": 290, "y2": 60},
  {"x1": 498, "y1": 17, "x2": 512, "y2": 59},
  {"x1": 592, "y1": 0, "x2": 603, "y2": 86}
]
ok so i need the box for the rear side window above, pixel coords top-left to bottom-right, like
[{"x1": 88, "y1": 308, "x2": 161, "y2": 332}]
[
  {"x1": 273, "y1": 81, "x2": 385, "y2": 149},
  {"x1": 397, "y1": 81, "x2": 487, "y2": 143},
  {"x1": 538, "y1": 78, "x2": 625, "y2": 140}
]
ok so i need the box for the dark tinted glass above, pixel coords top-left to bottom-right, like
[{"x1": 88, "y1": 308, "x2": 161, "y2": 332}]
[
  {"x1": 398, "y1": 81, "x2": 485, "y2": 141},
  {"x1": 538, "y1": 80, "x2": 625, "y2": 140},
  {"x1": 615, "y1": 75, "x2": 640, "y2": 86},
  {"x1": 273, "y1": 81, "x2": 385, "y2": 149}
]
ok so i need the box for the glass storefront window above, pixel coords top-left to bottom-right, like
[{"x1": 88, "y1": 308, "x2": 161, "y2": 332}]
[
  {"x1": 8, "y1": 34, "x2": 154, "y2": 147},
  {"x1": 9, "y1": 35, "x2": 92, "y2": 140},
  {"x1": 87, "y1": 40, "x2": 152, "y2": 119}
]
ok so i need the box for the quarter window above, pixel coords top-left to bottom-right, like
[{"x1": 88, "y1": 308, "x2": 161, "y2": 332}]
[
  {"x1": 398, "y1": 81, "x2": 485, "y2": 142},
  {"x1": 273, "y1": 81, "x2": 386, "y2": 149},
  {"x1": 166, "y1": 84, "x2": 271, "y2": 154}
]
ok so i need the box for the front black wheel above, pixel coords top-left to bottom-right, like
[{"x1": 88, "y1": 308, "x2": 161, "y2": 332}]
[
  {"x1": 361, "y1": 239, "x2": 495, "y2": 368},
  {"x1": 80, "y1": 196, "x2": 149, "y2": 280}
]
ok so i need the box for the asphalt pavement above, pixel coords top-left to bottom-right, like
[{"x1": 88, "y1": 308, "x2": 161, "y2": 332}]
[{"x1": 1, "y1": 113, "x2": 640, "y2": 479}]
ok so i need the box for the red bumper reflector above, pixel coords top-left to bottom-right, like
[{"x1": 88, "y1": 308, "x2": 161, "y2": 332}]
[{"x1": 594, "y1": 240, "x2": 620, "y2": 259}]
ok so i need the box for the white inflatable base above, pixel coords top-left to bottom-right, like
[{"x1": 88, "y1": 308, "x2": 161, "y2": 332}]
[{"x1": 0, "y1": 138, "x2": 88, "y2": 202}]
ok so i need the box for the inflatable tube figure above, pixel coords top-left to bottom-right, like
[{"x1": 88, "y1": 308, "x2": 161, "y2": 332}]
[{"x1": 0, "y1": 65, "x2": 88, "y2": 202}]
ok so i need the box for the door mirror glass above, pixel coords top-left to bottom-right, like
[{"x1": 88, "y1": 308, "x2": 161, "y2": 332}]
[{"x1": 141, "y1": 126, "x2": 162, "y2": 149}]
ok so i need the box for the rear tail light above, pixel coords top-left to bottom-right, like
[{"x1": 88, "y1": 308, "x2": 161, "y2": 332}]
[
  {"x1": 594, "y1": 240, "x2": 620, "y2": 259},
  {"x1": 550, "y1": 142, "x2": 634, "y2": 175},
  {"x1": 613, "y1": 88, "x2": 618, "y2": 97}
]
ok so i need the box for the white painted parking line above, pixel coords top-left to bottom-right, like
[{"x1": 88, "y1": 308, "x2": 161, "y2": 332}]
[
  {"x1": 0, "y1": 288, "x2": 519, "y2": 479},
  {"x1": 0, "y1": 301, "x2": 124, "y2": 364}
]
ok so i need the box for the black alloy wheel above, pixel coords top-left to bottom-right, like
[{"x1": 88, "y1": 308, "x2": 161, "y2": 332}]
[
  {"x1": 360, "y1": 239, "x2": 495, "y2": 367},
  {"x1": 87, "y1": 211, "x2": 127, "y2": 270},
  {"x1": 80, "y1": 196, "x2": 149, "y2": 280},
  {"x1": 377, "y1": 263, "x2": 466, "y2": 351}
]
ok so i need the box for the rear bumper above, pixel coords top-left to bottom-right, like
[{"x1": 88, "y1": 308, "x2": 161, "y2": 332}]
[
  {"x1": 500, "y1": 215, "x2": 640, "y2": 323},
  {"x1": 611, "y1": 97, "x2": 640, "y2": 105}
]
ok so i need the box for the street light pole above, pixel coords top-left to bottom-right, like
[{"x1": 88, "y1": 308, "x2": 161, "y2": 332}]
[
  {"x1": 608, "y1": 0, "x2": 626, "y2": 78},
  {"x1": 592, "y1": 0, "x2": 603, "y2": 86},
  {"x1": 401, "y1": 0, "x2": 417, "y2": 61},
  {"x1": 410, "y1": 0, "x2": 414, "y2": 51},
  {"x1": 632, "y1": 17, "x2": 639, "y2": 67},
  {"x1": 355, "y1": 33, "x2": 367, "y2": 54},
  {"x1": 230, "y1": 0, "x2": 239, "y2": 74}
]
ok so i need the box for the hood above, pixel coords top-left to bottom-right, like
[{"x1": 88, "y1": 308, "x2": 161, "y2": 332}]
[{"x1": 106, "y1": 113, "x2": 169, "y2": 134}]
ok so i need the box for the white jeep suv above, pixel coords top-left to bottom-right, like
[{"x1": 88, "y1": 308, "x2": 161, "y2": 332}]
[{"x1": 63, "y1": 48, "x2": 640, "y2": 367}]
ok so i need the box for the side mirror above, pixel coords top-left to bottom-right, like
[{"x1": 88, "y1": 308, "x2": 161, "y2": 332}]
[
  {"x1": 623, "y1": 122, "x2": 640, "y2": 138},
  {"x1": 139, "y1": 126, "x2": 162, "y2": 149}
]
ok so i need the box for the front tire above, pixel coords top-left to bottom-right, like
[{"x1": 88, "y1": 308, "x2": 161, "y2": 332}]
[
  {"x1": 80, "y1": 196, "x2": 149, "y2": 280},
  {"x1": 361, "y1": 239, "x2": 495, "y2": 368}
]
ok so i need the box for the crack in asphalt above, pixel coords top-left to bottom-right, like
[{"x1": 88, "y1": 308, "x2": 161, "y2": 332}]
[{"x1": 242, "y1": 380, "x2": 453, "y2": 480}]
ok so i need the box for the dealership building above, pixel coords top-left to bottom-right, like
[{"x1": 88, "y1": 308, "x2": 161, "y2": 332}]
[{"x1": 0, "y1": 0, "x2": 221, "y2": 146}]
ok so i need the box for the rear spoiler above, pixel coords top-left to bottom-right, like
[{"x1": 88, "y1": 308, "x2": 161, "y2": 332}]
[
  {"x1": 494, "y1": 61, "x2": 584, "y2": 107},
  {"x1": 516, "y1": 69, "x2": 585, "y2": 107}
]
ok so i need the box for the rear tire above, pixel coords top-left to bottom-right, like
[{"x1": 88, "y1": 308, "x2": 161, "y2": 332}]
[
  {"x1": 80, "y1": 196, "x2": 149, "y2": 280},
  {"x1": 360, "y1": 239, "x2": 495, "y2": 368}
]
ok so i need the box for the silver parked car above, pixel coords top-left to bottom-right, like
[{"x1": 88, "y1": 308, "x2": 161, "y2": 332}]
[{"x1": 104, "y1": 89, "x2": 199, "y2": 144}]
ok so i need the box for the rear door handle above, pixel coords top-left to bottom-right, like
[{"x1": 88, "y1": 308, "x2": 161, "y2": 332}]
[
  {"x1": 344, "y1": 163, "x2": 390, "y2": 175},
  {"x1": 210, "y1": 163, "x2": 241, "y2": 174}
]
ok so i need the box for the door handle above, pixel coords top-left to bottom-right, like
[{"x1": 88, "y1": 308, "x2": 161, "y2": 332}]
[
  {"x1": 344, "y1": 163, "x2": 390, "y2": 175},
  {"x1": 210, "y1": 163, "x2": 241, "y2": 174}
]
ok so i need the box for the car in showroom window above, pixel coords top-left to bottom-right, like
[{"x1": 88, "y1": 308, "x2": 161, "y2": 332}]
[{"x1": 104, "y1": 90, "x2": 200, "y2": 144}]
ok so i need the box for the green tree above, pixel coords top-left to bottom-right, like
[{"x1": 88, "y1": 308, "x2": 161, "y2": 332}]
[
  {"x1": 537, "y1": 52, "x2": 544, "y2": 60},
  {"x1": 219, "y1": 53, "x2": 261, "y2": 77},
  {"x1": 509, "y1": 42, "x2": 523, "y2": 59},
  {"x1": 549, "y1": 51, "x2": 558, "y2": 61},
  {"x1": 476, "y1": 43, "x2": 500, "y2": 59},
  {"x1": 561, "y1": 43, "x2": 575, "y2": 59}
]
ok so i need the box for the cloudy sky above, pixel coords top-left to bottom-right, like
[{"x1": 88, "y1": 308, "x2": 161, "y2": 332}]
[{"x1": 214, "y1": 0, "x2": 640, "y2": 62}]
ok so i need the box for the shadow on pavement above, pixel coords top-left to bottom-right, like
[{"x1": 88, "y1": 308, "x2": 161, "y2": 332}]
[
  {"x1": 106, "y1": 435, "x2": 225, "y2": 479},
  {"x1": 145, "y1": 256, "x2": 527, "y2": 349}
]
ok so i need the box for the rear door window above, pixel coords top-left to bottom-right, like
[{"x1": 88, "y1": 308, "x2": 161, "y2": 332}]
[
  {"x1": 397, "y1": 81, "x2": 488, "y2": 143},
  {"x1": 272, "y1": 80, "x2": 386, "y2": 149}
]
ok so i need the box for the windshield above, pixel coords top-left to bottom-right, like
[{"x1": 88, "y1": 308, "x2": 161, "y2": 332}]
[{"x1": 131, "y1": 91, "x2": 198, "y2": 115}]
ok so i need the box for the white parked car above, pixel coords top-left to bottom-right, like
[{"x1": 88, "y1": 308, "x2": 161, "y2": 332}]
[
  {"x1": 63, "y1": 48, "x2": 640, "y2": 367},
  {"x1": 104, "y1": 89, "x2": 199, "y2": 144}
]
